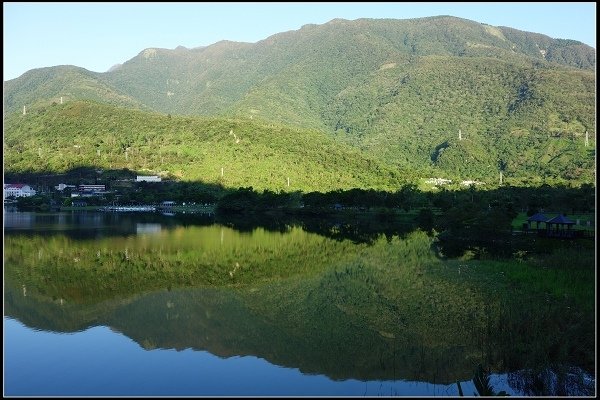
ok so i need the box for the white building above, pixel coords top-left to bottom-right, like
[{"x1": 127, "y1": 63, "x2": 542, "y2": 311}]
[
  {"x1": 55, "y1": 183, "x2": 77, "y2": 191},
  {"x1": 78, "y1": 184, "x2": 106, "y2": 192},
  {"x1": 461, "y1": 180, "x2": 485, "y2": 186},
  {"x1": 136, "y1": 175, "x2": 162, "y2": 182},
  {"x1": 71, "y1": 184, "x2": 108, "y2": 198},
  {"x1": 425, "y1": 178, "x2": 452, "y2": 186},
  {"x1": 4, "y1": 184, "x2": 37, "y2": 199}
]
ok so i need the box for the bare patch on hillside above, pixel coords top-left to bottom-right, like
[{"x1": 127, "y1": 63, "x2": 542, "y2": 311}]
[
  {"x1": 142, "y1": 48, "x2": 157, "y2": 59},
  {"x1": 484, "y1": 25, "x2": 506, "y2": 41},
  {"x1": 379, "y1": 63, "x2": 397, "y2": 70}
]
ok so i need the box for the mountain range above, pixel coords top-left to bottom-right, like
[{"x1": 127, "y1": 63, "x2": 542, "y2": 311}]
[{"x1": 3, "y1": 16, "x2": 596, "y2": 188}]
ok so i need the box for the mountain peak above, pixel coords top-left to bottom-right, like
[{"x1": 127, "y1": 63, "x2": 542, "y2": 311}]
[{"x1": 3, "y1": 16, "x2": 595, "y2": 187}]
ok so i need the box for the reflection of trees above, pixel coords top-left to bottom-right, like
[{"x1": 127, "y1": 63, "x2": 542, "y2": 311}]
[
  {"x1": 214, "y1": 212, "x2": 417, "y2": 244},
  {"x1": 4, "y1": 219, "x2": 595, "y2": 394},
  {"x1": 4, "y1": 225, "x2": 364, "y2": 305},
  {"x1": 6, "y1": 210, "x2": 418, "y2": 245},
  {"x1": 301, "y1": 216, "x2": 417, "y2": 244},
  {"x1": 4, "y1": 212, "x2": 216, "y2": 241},
  {"x1": 5, "y1": 231, "x2": 486, "y2": 383},
  {"x1": 215, "y1": 213, "x2": 294, "y2": 234}
]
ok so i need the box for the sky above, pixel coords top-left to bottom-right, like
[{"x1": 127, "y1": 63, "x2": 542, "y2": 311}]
[{"x1": 3, "y1": 2, "x2": 597, "y2": 81}]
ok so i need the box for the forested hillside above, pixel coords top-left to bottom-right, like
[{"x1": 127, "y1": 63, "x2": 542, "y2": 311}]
[
  {"x1": 3, "y1": 65, "x2": 147, "y2": 115},
  {"x1": 3, "y1": 16, "x2": 596, "y2": 186},
  {"x1": 3, "y1": 101, "x2": 408, "y2": 192}
]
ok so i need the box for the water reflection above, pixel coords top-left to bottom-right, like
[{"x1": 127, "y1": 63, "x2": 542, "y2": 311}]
[
  {"x1": 4, "y1": 212, "x2": 595, "y2": 396},
  {"x1": 3, "y1": 211, "x2": 214, "y2": 240},
  {"x1": 136, "y1": 223, "x2": 162, "y2": 235},
  {"x1": 4, "y1": 211, "x2": 419, "y2": 245},
  {"x1": 5, "y1": 317, "x2": 526, "y2": 397},
  {"x1": 4, "y1": 210, "x2": 34, "y2": 228}
]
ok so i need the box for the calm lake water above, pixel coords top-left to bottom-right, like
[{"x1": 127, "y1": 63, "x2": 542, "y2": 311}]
[{"x1": 4, "y1": 211, "x2": 595, "y2": 396}]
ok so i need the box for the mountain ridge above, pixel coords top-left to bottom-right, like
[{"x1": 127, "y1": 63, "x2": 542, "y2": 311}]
[{"x1": 3, "y1": 16, "x2": 596, "y2": 186}]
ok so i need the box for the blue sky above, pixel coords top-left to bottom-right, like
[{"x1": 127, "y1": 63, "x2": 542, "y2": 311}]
[{"x1": 3, "y1": 2, "x2": 596, "y2": 81}]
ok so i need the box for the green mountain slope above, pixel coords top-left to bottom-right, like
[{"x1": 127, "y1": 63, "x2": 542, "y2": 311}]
[
  {"x1": 3, "y1": 16, "x2": 596, "y2": 185},
  {"x1": 498, "y1": 26, "x2": 596, "y2": 68},
  {"x1": 3, "y1": 65, "x2": 147, "y2": 116},
  {"x1": 3, "y1": 101, "x2": 408, "y2": 191},
  {"x1": 324, "y1": 55, "x2": 595, "y2": 181}
]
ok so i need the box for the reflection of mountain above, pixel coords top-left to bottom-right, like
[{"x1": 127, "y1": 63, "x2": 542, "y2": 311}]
[
  {"x1": 5, "y1": 277, "x2": 477, "y2": 384},
  {"x1": 4, "y1": 281, "x2": 139, "y2": 333},
  {"x1": 4, "y1": 227, "x2": 478, "y2": 383},
  {"x1": 107, "y1": 285, "x2": 478, "y2": 383},
  {"x1": 4, "y1": 223, "x2": 594, "y2": 389}
]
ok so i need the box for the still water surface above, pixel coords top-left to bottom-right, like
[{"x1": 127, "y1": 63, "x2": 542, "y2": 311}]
[
  {"x1": 4, "y1": 212, "x2": 594, "y2": 396},
  {"x1": 7, "y1": 317, "x2": 509, "y2": 396}
]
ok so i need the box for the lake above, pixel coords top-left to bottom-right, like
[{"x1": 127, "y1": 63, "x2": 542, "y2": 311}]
[{"x1": 4, "y1": 211, "x2": 595, "y2": 396}]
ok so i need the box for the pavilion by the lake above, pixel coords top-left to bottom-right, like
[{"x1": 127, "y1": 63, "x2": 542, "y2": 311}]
[{"x1": 525, "y1": 213, "x2": 587, "y2": 238}]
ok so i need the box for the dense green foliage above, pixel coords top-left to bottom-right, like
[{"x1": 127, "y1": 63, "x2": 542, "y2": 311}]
[
  {"x1": 3, "y1": 98, "x2": 595, "y2": 190},
  {"x1": 3, "y1": 65, "x2": 146, "y2": 115},
  {"x1": 326, "y1": 56, "x2": 595, "y2": 182},
  {"x1": 498, "y1": 26, "x2": 596, "y2": 69},
  {"x1": 3, "y1": 101, "x2": 407, "y2": 191},
  {"x1": 4, "y1": 16, "x2": 595, "y2": 185}
]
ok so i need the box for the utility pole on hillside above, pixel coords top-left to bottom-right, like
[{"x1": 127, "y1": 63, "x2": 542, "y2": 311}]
[
  {"x1": 499, "y1": 171, "x2": 503, "y2": 185},
  {"x1": 221, "y1": 167, "x2": 224, "y2": 177},
  {"x1": 60, "y1": 96, "x2": 63, "y2": 104},
  {"x1": 287, "y1": 177, "x2": 290, "y2": 187},
  {"x1": 458, "y1": 129, "x2": 462, "y2": 141},
  {"x1": 585, "y1": 131, "x2": 589, "y2": 147},
  {"x1": 23, "y1": 106, "x2": 26, "y2": 115}
]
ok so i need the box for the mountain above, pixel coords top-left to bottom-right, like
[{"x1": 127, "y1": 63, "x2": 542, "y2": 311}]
[
  {"x1": 3, "y1": 16, "x2": 596, "y2": 185},
  {"x1": 3, "y1": 65, "x2": 147, "y2": 115},
  {"x1": 3, "y1": 100, "x2": 407, "y2": 191}
]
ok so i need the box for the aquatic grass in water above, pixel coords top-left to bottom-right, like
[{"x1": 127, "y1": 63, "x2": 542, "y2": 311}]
[
  {"x1": 435, "y1": 244, "x2": 594, "y2": 377},
  {"x1": 468, "y1": 253, "x2": 594, "y2": 312}
]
